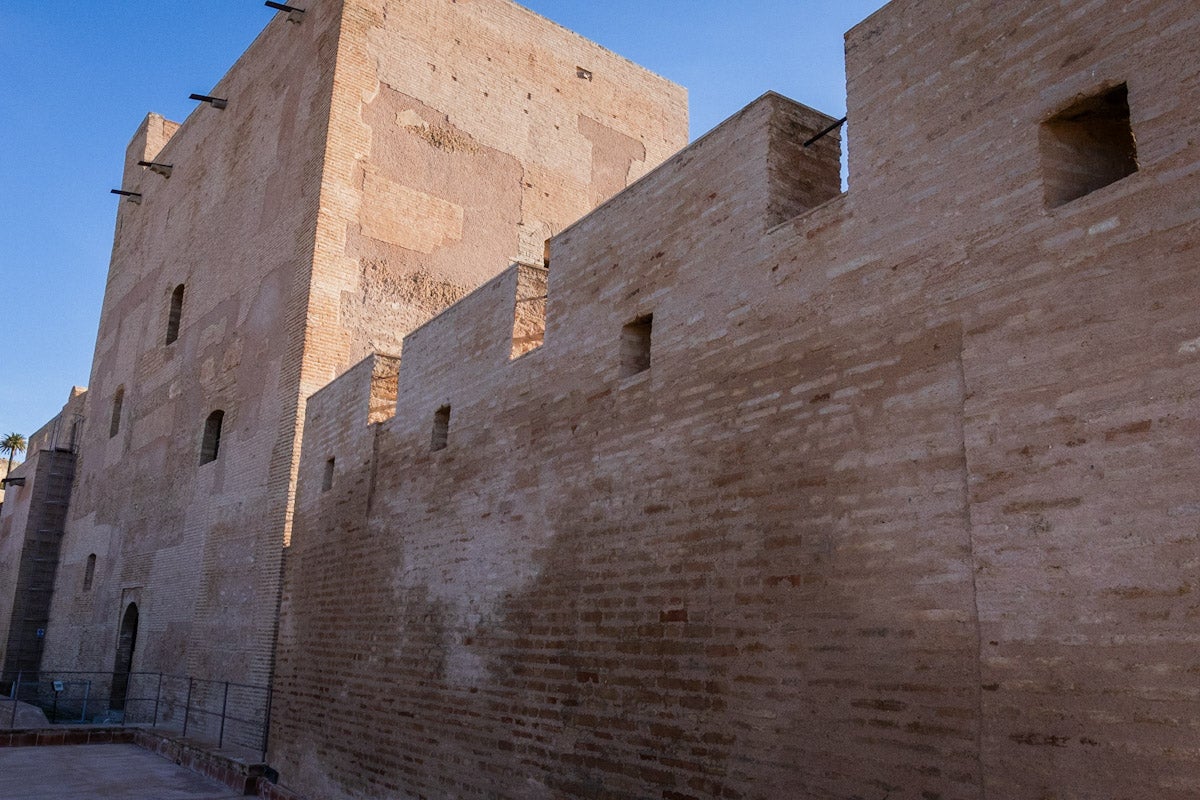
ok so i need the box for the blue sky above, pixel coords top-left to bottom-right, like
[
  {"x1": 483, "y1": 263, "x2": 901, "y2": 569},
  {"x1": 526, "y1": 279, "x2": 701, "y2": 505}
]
[{"x1": 0, "y1": 0, "x2": 885, "y2": 440}]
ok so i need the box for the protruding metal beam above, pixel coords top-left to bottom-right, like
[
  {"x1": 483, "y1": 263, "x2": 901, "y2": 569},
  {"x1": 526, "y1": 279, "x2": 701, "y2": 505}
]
[
  {"x1": 110, "y1": 189, "x2": 142, "y2": 204},
  {"x1": 802, "y1": 116, "x2": 847, "y2": 148},
  {"x1": 189, "y1": 93, "x2": 228, "y2": 110},
  {"x1": 265, "y1": 1, "x2": 305, "y2": 22},
  {"x1": 137, "y1": 160, "x2": 173, "y2": 179}
]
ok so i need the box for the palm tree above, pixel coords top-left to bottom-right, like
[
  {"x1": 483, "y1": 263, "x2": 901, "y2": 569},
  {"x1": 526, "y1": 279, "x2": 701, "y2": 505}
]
[{"x1": 2, "y1": 432, "x2": 27, "y2": 477}]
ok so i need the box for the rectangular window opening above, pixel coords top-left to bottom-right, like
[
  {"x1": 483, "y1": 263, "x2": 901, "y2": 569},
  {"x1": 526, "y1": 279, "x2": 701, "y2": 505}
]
[
  {"x1": 620, "y1": 313, "x2": 653, "y2": 378},
  {"x1": 431, "y1": 405, "x2": 451, "y2": 452},
  {"x1": 322, "y1": 457, "x2": 335, "y2": 492},
  {"x1": 1040, "y1": 83, "x2": 1137, "y2": 208}
]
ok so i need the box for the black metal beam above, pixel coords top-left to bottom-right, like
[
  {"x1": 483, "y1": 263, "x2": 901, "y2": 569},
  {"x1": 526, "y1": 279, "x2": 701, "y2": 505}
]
[
  {"x1": 136, "y1": 160, "x2": 173, "y2": 178},
  {"x1": 189, "y1": 93, "x2": 228, "y2": 110},
  {"x1": 265, "y1": 1, "x2": 305, "y2": 16},
  {"x1": 803, "y1": 116, "x2": 847, "y2": 148}
]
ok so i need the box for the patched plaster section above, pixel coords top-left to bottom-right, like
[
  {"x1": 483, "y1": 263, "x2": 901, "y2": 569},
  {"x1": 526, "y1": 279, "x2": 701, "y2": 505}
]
[
  {"x1": 399, "y1": 110, "x2": 481, "y2": 155},
  {"x1": 359, "y1": 171, "x2": 465, "y2": 253},
  {"x1": 338, "y1": 263, "x2": 469, "y2": 358},
  {"x1": 578, "y1": 114, "x2": 647, "y2": 207}
]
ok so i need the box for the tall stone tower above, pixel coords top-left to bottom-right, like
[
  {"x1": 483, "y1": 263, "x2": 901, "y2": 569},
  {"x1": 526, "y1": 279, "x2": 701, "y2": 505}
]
[{"x1": 38, "y1": 0, "x2": 687, "y2": 690}]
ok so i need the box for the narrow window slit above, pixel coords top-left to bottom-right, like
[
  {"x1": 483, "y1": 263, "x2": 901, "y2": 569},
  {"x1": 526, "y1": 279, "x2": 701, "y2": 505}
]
[
  {"x1": 109, "y1": 386, "x2": 125, "y2": 438},
  {"x1": 620, "y1": 313, "x2": 653, "y2": 377},
  {"x1": 200, "y1": 410, "x2": 224, "y2": 464},
  {"x1": 83, "y1": 554, "x2": 96, "y2": 591},
  {"x1": 431, "y1": 405, "x2": 451, "y2": 451},
  {"x1": 166, "y1": 284, "x2": 185, "y2": 345}
]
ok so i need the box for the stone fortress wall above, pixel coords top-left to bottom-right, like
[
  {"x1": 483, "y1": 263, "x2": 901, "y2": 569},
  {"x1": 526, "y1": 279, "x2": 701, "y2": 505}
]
[
  {"x1": 4, "y1": 0, "x2": 1197, "y2": 797},
  {"x1": 33, "y1": 0, "x2": 685, "y2": 697},
  {"x1": 272, "y1": 0, "x2": 1200, "y2": 798}
]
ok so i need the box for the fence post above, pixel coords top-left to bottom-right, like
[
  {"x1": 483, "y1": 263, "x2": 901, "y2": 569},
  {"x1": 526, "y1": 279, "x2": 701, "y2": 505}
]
[
  {"x1": 9, "y1": 672, "x2": 19, "y2": 728},
  {"x1": 182, "y1": 677, "x2": 194, "y2": 738},
  {"x1": 152, "y1": 673, "x2": 162, "y2": 727},
  {"x1": 218, "y1": 682, "x2": 229, "y2": 748}
]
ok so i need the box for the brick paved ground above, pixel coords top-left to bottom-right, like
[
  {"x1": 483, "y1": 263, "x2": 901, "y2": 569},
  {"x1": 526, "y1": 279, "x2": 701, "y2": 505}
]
[{"x1": 0, "y1": 744, "x2": 241, "y2": 800}]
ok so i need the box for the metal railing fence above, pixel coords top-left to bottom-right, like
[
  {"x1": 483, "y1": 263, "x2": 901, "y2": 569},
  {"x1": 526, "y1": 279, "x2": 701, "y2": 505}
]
[{"x1": 4, "y1": 669, "x2": 270, "y2": 760}]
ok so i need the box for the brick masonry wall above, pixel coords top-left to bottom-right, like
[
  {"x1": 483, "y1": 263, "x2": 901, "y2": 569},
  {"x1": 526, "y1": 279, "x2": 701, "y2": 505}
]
[
  {"x1": 844, "y1": 0, "x2": 1200, "y2": 795},
  {"x1": 271, "y1": 0, "x2": 1200, "y2": 797}
]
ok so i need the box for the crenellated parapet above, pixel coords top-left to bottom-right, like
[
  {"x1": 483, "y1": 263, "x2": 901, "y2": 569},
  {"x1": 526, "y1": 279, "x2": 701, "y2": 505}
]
[{"x1": 305, "y1": 92, "x2": 844, "y2": 467}]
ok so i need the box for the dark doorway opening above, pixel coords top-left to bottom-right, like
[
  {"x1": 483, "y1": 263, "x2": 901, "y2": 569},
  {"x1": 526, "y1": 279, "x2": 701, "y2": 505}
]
[{"x1": 110, "y1": 603, "x2": 139, "y2": 711}]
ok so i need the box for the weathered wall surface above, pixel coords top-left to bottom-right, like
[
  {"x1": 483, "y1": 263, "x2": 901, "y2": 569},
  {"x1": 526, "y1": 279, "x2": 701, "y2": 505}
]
[
  {"x1": 301, "y1": 0, "x2": 688, "y2": 403},
  {"x1": 271, "y1": 0, "x2": 1200, "y2": 797}
]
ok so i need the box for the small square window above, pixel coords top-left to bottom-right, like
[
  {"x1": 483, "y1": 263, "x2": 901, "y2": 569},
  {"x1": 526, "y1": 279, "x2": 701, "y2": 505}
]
[
  {"x1": 1040, "y1": 83, "x2": 1137, "y2": 208},
  {"x1": 620, "y1": 314, "x2": 653, "y2": 378}
]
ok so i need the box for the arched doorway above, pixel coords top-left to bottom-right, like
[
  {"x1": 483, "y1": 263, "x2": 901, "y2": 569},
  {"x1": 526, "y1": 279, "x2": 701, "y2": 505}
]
[{"x1": 110, "y1": 603, "x2": 138, "y2": 711}]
